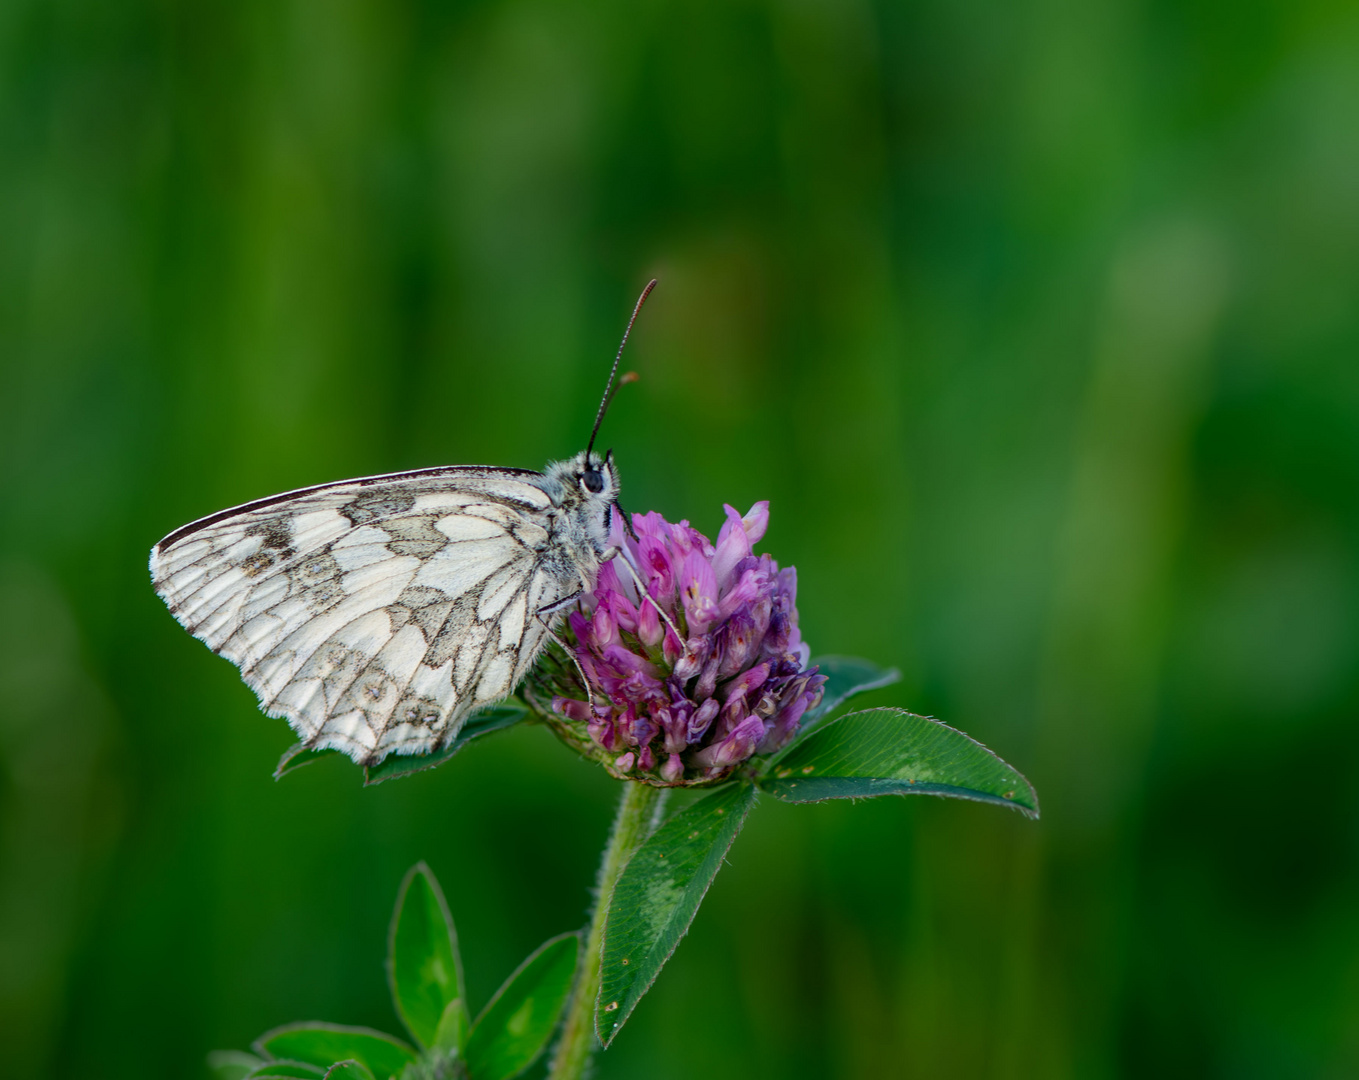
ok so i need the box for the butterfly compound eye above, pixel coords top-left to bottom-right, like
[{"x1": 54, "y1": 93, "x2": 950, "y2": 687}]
[{"x1": 582, "y1": 468, "x2": 605, "y2": 495}]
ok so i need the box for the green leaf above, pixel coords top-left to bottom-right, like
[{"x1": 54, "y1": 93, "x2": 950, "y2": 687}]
[
  {"x1": 388, "y1": 863, "x2": 467, "y2": 1051},
  {"x1": 208, "y1": 1050, "x2": 267, "y2": 1080},
  {"x1": 245, "y1": 1063, "x2": 327, "y2": 1079},
  {"x1": 465, "y1": 933, "x2": 579, "y2": 1080},
  {"x1": 432, "y1": 997, "x2": 469, "y2": 1053},
  {"x1": 363, "y1": 705, "x2": 529, "y2": 786},
  {"x1": 273, "y1": 743, "x2": 343, "y2": 780},
  {"x1": 759, "y1": 707, "x2": 1039, "y2": 818},
  {"x1": 322, "y1": 1065, "x2": 375, "y2": 1080},
  {"x1": 802, "y1": 655, "x2": 901, "y2": 730},
  {"x1": 596, "y1": 782, "x2": 758, "y2": 1047},
  {"x1": 277, "y1": 706, "x2": 528, "y2": 785},
  {"x1": 253, "y1": 1024, "x2": 417, "y2": 1080}
]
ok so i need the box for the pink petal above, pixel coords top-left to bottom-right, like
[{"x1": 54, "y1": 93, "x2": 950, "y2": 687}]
[
  {"x1": 679, "y1": 549, "x2": 720, "y2": 634},
  {"x1": 712, "y1": 504, "x2": 754, "y2": 589},
  {"x1": 741, "y1": 501, "x2": 769, "y2": 545}
]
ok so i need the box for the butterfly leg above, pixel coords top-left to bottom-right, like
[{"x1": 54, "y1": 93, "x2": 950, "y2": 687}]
[
  {"x1": 534, "y1": 594, "x2": 601, "y2": 708},
  {"x1": 592, "y1": 543, "x2": 622, "y2": 589},
  {"x1": 580, "y1": 543, "x2": 628, "y2": 594},
  {"x1": 613, "y1": 550, "x2": 684, "y2": 645},
  {"x1": 612, "y1": 500, "x2": 642, "y2": 542}
]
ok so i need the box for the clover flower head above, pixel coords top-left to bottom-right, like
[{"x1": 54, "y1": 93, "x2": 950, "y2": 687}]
[{"x1": 530, "y1": 501, "x2": 825, "y2": 786}]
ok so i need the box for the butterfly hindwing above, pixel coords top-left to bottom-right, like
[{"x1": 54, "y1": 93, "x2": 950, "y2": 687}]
[{"x1": 150, "y1": 467, "x2": 571, "y2": 764}]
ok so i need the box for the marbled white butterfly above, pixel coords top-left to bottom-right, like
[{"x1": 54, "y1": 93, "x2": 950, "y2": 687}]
[{"x1": 150, "y1": 282, "x2": 655, "y2": 766}]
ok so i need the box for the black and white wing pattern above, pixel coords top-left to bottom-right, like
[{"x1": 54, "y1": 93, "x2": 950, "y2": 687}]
[{"x1": 150, "y1": 467, "x2": 573, "y2": 765}]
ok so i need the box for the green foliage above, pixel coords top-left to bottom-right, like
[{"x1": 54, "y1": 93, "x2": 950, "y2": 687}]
[
  {"x1": 272, "y1": 744, "x2": 344, "y2": 780},
  {"x1": 580, "y1": 663, "x2": 1035, "y2": 1052},
  {"x1": 759, "y1": 707, "x2": 1040, "y2": 818},
  {"x1": 273, "y1": 706, "x2": 530, "y2": 784},
  {"x1": 245, "y1": 1062, "x2": 331, "y2": 1079},
  {"x1": 801, "y1": 655, "x2": 902, "y2": 731},
  {"x1": 253, "y1": 1026, "x2": 414, "y2": 1079},
  {"x1": 208, "y1": 1051, "x2": 268, "y2": 1080},
  {"x1": 388, "y1": 864, "x2": 467, "y2": 1051},
  {"x1": 431, "y1": 1000, "x2": 469, "y2": 1055},
  {"x1": 230, "y1": 652, "x2": 1030, "y2": 1076},
  {"x1": 363, "y1": 707, "x2": 532, "y2": 786},
  {"x1": 214, "y1": 864, "x2": 575, "y2": 1080},
  {"x1": 597, "y1": 782, "x2": 758, "y2": 1046},
  {"x1": 321, "y1": 1066, "x2": 375, "y2": 1080},
  {"x1": 465, "y1": 934, "x2": 579, "y2": 1080}
]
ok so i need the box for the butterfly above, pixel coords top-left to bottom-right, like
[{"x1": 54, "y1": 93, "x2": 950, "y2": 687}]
[{"x1": 150, "y1": 281, "x2": 655, "y2": 766}]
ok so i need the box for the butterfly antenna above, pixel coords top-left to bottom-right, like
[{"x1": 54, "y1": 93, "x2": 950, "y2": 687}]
[{"x1": 586, "y1": 278, "x2": 657, "y2": 457}]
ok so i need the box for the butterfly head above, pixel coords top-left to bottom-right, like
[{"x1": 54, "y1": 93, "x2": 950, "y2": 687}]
[
  {"x1": 579, "y1": 448, "x2": 620, "y2": 498},
  {"x1": 545, "y1": 449, "x2": 621, "y2": 510},
  {"x1": 581, "y1": 450, "x2": 611, "y2": 495}
]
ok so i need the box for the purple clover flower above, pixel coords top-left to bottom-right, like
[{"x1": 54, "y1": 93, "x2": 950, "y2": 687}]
[{"x1": 528, "y1": 502, "x2": 825, "y2": 786}]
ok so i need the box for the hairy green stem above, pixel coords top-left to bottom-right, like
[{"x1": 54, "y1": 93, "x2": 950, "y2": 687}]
[{"x1": 549, "y1": 780, "x2": 663, "y2": 1080}]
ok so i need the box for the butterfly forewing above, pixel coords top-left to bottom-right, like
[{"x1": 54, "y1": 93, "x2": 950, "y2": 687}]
[{"x1": 151, "y1": 467, "x2": 573, "y2": 764}]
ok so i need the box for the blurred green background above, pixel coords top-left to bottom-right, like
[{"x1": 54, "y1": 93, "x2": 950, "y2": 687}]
[{"x1": 3, "y1": 0, "x2": 1358, "y2": 1077}]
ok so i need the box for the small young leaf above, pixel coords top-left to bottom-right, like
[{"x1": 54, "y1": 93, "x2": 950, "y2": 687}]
[
  {"x1": 253, "y1": 1023, "x2": 417, "y2": 1079},
  {"x1": 432, "y1": 997, "x2": 469, "y2": 1053},
  {"x1": 596, "y1": 782, "x2": 758, "y2": 1047},
  {"x1": 322, "y1": 1064, "x2": 376, "y2": 1080},
  {"x1": 245, "y1": 1062, "x2": 327, "y2": 1079},
  {"x1": 208, "y1": 1050, "x2": 267, "y2": 1080},
  {"x1": 464, "y1": 932, "x2": 579, "y2": 1080},
  {"x1": 801, "y1": 655, "x2": 901, "y2": 730},
  {"x1": 389, "y1": 863, "x2": 467, "y2": 1050},
  {"x1": 364, "y1": 705, "x2": 528, "y2": 786},
  {"x1": 273, "y1": 743, "x2": 343, "y2": 779},
  {"x1": 759, "y1": 707, "x2": 1039, "y2": 818}
]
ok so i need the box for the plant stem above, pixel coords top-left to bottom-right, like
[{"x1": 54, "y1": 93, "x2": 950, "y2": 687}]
[{"x1": 549, "y1": 780, "x2": 662, "y2": 1080}]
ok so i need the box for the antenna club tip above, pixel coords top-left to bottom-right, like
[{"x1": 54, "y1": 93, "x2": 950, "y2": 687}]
[{"x1": 619, "y1": 371, "x2": 640, "y2": 385}]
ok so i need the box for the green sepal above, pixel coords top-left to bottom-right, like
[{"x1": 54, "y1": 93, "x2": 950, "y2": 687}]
[
  {"x1": 208, "y1": 1050, "x2": 267, "y2": 1080},
  {"x1": 252, "y1": 1023, "x2": 417, "y2": 1079},
  {"x1": 388, "y1": 863, "x2": 466, "y2": 1051},
  {"x1": 597, "y1": 782, "x2": 758, "y2": 1047},
  {"x1": 759, "y1": 707, "x2": 1039, "y2": 818},
  {"x1": 364, "y1": 705, "x2": 529, "y2": 786},
  {"x1": 464, "y1": 932, "x2": 579, "y2": 1080},
  {"x1": 800, "y1": 655, "x2": 901, "y2": 731}
]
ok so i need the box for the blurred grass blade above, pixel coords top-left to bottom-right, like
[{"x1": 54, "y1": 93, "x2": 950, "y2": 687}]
[
  {"x1": 465, "y1": 932, "x2": 579, "y2": 1080},
  {"x1": 388, "y1": 863, "x2": 467, "y2": 1050},
  {"x1": 274, "y1": 743, "x2": 343, "y2": 779},
  {"x1": 364, "y1": 705, "x2": 529, "y2": 785},
  {"x1": 209, "y1": 1051, "x2": 267, "y2": 1080},
  {"x1": 802, "y1": 655, "x2": 901, "y2": 729},
  {"x1": 245, "y1": 1062, "x2": 328, "y2": 1079},
  {"x1": 253, "y1": 1023, "x2": 417, "y2": 1078},
  {"x1": 759, "y1": 707, "x2": 1039, "y2": 818},
  {"x1": 597, "y1": 782, "x2": 757, "y2": 1047}
]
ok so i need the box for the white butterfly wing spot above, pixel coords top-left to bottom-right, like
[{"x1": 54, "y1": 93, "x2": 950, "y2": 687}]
[{"x1": 150, "y1": 467, "x2": 577, "y2": 765}]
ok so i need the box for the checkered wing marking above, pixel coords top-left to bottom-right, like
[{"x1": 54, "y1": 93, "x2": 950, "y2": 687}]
[{"x1": 150, "y1": 468, "x2": 568, "y2": 764}]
